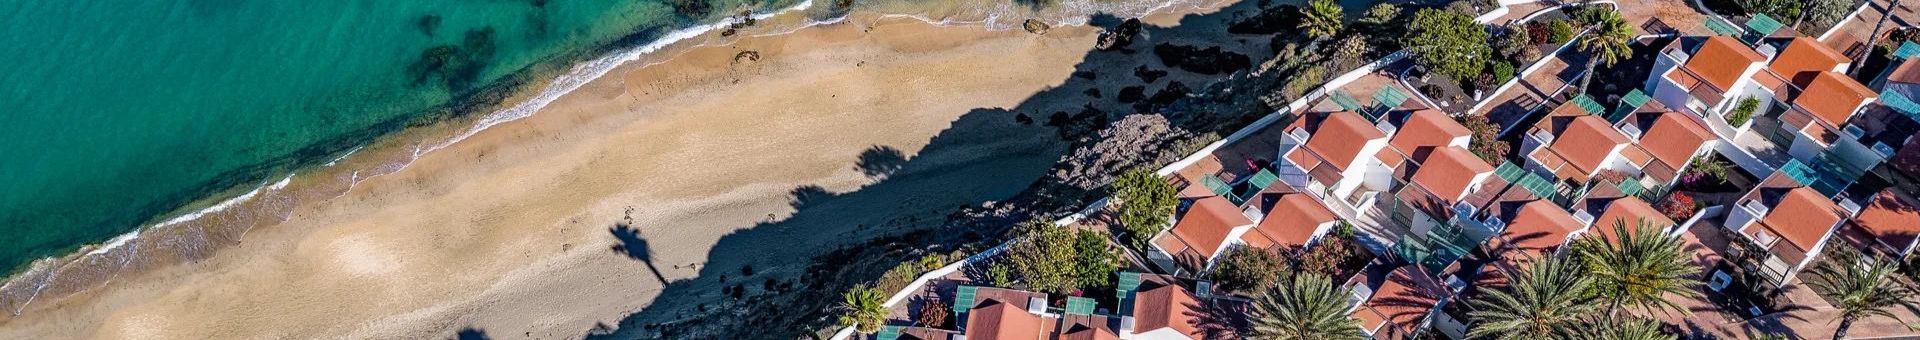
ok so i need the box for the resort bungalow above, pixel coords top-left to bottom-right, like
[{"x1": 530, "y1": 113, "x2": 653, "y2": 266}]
[
  {"x1": 1393, "y1": 146, "x2": 1496, "y2": 237},
  {"x1": 1349, "y1": 265, "x2": 1450, "y2": 340},
  {"x1": 1123, "y1": 283, "x2": 1207, "y2": 339},
  {"x1": 1148, "y1": 189, "x2": 1343, "y2": 275},
  {"x1": 1614, "y1": 111, "x2": 1719, "y2": 187},
  {"x1": 1276, "y1": 111, "x2": 1391, "y2": 215},
  {"x1": 1521, "y1": 104, "x2": 1642, "y2": 186},
  {"x1": 1481, "y1": 199, "x2": 1589, "y2": 266},
  {"x1": 1645, "y1": 35, "x2": 1885, "y2": 180},
  {"x1": 957, "y1": 287, "x2": 1054, "y2": 340},
  {"x1": 1722, "y1": 171, "x2": 1851, "y2": 287},
  {"x1": 1843, "y1": 189, "x2": 1920, "y2": 261}
]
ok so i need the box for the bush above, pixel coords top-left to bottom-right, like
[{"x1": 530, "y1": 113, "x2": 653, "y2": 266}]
[
  {"x1": 1492, "y1": 61, "x2": 1517, "y2": 84},
  {"x1": 1567, "y1": 5, "x2": 1611, "y2": 26},
  {"x1": 1459, "y1": 115, "x2": 1510, "y2": 163},
  {"x1": 1548, "y1": 20, "x2": 1576, "y2": 45},
  {"x1": 1112, "y1": 168, "x2": 1178, "y2": 249},
  {"x1": 1407, "y1": 8, "x2": 1494, "y2": 81},
  {"x1": 1361, "y1": 3, "x2": 1402, "y2": 27},
  {"x1": 987, "y1": 262, "x2": 1014, "y2": 287},
  {"x1": 919, "y1": 301, "x2": 951, "y2": 328},
  {"x1": 1210, "y1": 246, "x2": 1289, "y2": 294},
  {"x1": 1007, "y1": 220, "x2": 1118, "y2": 294},
  {"x1": 1727, "y1": 97, "x2": 1759, "y2": 127},
  {"x1": 1280, "y1": 65, "x2": 1330, "y2": 100},
  {"x1": 1297, "y1": 236, "x2": 1358, "y2": 277},
  {"x1": 1526, "y1": 22, "x2": 1553, "y2": 45},
  {"x1": 1496, "y1": 28, "x2": 1534, "y2": 60},
  {"x1": 1738, "y1": 0, "x2": 1802, "y2": 21},
  {"x1": 1659, "y1": 192, "x2": 1699, "y2": 221}
]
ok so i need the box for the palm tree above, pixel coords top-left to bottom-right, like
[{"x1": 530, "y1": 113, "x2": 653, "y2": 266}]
[
  {"x1": 1573, "y1": 220, "x2": 1702, "y2": 317},
  {"x1": 1467, "y1": 256, "x2": 1602, "y2": 339},
  {"x1": 1300, "y1": 0, "x2": 1344, "y2": 40},
  {"x1": 838, "y1": 285, "x2": 889, "y2": 334},
  {"x1": 1574, "y1": 10, "x2": 1634, "y2": 94},
  {"x1": 1581, "y1": 317, "x2": 1675, "y2": 340},
  {"x1": 1250, "y1": 273, "x2": 1365, "y2": 339},
  {"x1": 1806, "y1": 252, "x2": 1920, "y2": 339}
]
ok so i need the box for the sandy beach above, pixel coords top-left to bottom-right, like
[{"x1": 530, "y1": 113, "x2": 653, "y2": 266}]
[{"x1": 0, "y1": 15, "x2": 1099, "y2": 339}]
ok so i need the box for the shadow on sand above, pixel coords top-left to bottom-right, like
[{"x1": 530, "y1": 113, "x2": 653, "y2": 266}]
[{"x1": 587, "y1": 1, "x2": 1299, "y2": 337}]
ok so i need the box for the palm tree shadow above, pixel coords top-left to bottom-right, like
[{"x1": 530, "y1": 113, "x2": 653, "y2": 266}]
[
  {"x1": 454, "y1": 327, "x2": 490, "y2": 340},
  {"x1": 610, "y1": 223, "x2": 670, "y2": 286}
]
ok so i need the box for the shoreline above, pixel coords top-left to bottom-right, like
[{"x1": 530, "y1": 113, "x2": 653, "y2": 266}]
[{"x1": 0, "y1": 0, "x2": 1238, "y2": 336}]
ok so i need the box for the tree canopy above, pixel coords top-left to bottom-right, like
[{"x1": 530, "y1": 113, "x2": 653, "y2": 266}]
[
  {"x1": 1112, "y1": 167, "x2": 1177, "y2": 249},
  {"x1": 1406, "y1": 8, "x2": 1493, "y2": 81},
  {"x1": 1300, "y1": 0, "x2": 1345, "y2": 40},
  {"x1": 1210, "y1": 246, "x2": 1289, "y2": 294},
  {"x1": 1250, "y1": 274, "x2": 1365, "y2": 339},
  {"x1": 1007, "y1": 220, "x2": 1118, "y2": 294}
]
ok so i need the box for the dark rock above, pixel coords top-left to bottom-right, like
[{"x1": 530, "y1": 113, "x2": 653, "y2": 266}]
[
  {"x1": 1139, "y1": 81, "x2": 1190, "y2": 112},
  {"x1": 1082, "y1": 88, "x2": 1102, "y2": 98},
  {"x1": 1046, "y1": 111, "x2": 1072, "y2": 127},
  {"x1": 1023, "y1": 19, "x2": 1051, "y2": 34},
  {"x1": 1133, "y1": 66, "x2": 1168, "y2": 83},
  {"x1": 1014, "y1": 113, "x2": 1034, "y2": 124},
  {"x1": 1095, "y1": 18, "x2": 1143, "y2": 50},
  {"x1": 1072, "y1": 71, "x2": 1098, "y2": 80},
  {"x1": 1117, "y1": 86, "x2": 1146, "y2": 103},
  {"x1": 1152, "y1": 43, "x2": 1250, "y2": 75},
  {"x1": 733, "y1": 51, "x2": 761, "y2": 64},
  {"x1": 1226, "y1": 5, "x2": 1300, "y2": 35}
]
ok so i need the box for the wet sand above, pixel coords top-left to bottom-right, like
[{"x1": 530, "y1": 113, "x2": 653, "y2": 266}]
[{"x1": 0, "y1": 15, "x2": 1099, "y2": 339}]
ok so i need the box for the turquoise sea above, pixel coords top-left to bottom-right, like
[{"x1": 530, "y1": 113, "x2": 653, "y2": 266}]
[{"x1": 0, "y1": 0, "x2": 789, "y2": 274}]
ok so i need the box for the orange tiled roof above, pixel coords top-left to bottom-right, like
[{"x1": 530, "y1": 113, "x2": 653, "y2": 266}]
[
  {"x1": 1410, "y1": 147, "x2": 1494, "y2": 203},
  {"x1": 1058, "y1": 315, "x2": 1119, "y2": 340},
  {"x1": 1854, "y1": 189, "x2": 1920, "y2": 254},
  {"x1": 1794, "y1": 71, "x2": 1876, "y2": 127},
  {"x1": 1161, "y1": 196, "x2": 1255, "y2": 260},
  {"x1": 1769, "y1": 37, "x2": 1848, "y2": 83},
  {"x1": 1352, "y1": 266, "x2": 1443, "y2": 339},
  {"x1": 1293, "y1": 111, "x2": 1387, "y2": 173},
  {"x1": 1389, "y1": 109, "x2": 1471, "y2": 161},
  {"x1": 1535, "y1": 114, "x2": 1629, "y2": 181},
  {"x1": 1889, "y1": 59, "x2": 1920, "y2": 84},
  {"x1": 1637, "y1": 112, "x2": 1715, "y2": 169},
  {"x1": 1590, "y1": 196, "x2": 1674, "y2": 244},
  {"x1": 966, "y1": 300, "x2": 1047, "y2": 340},
  {"x1": 1685, "y1": 36, "x2": 1766, "y2": 90},
  {"x1": 1493, "y1": 200, "x2": 1586, "y2": 259},
  {"x1": 1132, "y1": 284, "x2": 1204, "y2": 338},
  {"x1": 1756, "y1": 187, "x2": 1845, "y2": 258},
  {"x1": 1250, "y1": 194, "x2": 1339, "y2": 249}
]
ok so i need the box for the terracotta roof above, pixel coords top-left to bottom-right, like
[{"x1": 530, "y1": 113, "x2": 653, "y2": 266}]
[
  {"x1": 1492, "y1": 200, "x2": 1587, "y2": 259},
  {"x1": 1889, "y1": 59, "x2": 1920, "y2": 85},
  {"x1": 1353, "y1": 266, "x2": 1444, "y2": 338},
  {"x1": 1769, "y1": 37, "x2": 1848, "y2": 83},
  {"x1": 966, "y1": 300, "x2": 1047, "y2": 340},
  {"x1": 1793, "y1": 71, "x2": 1876, "y2": 127},
  {"x1": 1249, "y1": 194, "x2": 1340, "y2": 249},
  {"x1": 1590, "y1": 197, "x2": 1674, "y2": 244},
  {"x1": 1410, "y1": 147, "x2": 1494, "y2": 203},
  {"x1": 1132, "y1": 284, "x2": 1204, "y2": 338},
  {"x1": 1754, "y1": 186, "x2": 1845, "y2": 261},
  {"x1": 1534, "y1": 114, "x2": 1629, "y2": 181},
  {"x1": 1293, "y1": 111, "x2": 1388, "y2": 173},
  {"x1": 1635, "y1": 112, "x2": 1716, "y2": 169},
  {"x1": 1389, "y1": 109, "x2": 1471, "y2": 161},
  {"x1": 1161, "y1": 196, "x2": 1255, "y2": 260},
  {"x1": 1854, "y1": 189, "x2": 1920, "y2": 255},
  {"x1": 1058, "y1": 315, "x2": 1118, "y2": 340},
  {"x1": 1685, "y1": 36, "x2": 1766, "y2": 90}
]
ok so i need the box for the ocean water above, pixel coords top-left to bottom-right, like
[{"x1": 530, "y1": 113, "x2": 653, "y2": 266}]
[{"x1": 0, "y1": 0, "x2": 788, "y2": 274}]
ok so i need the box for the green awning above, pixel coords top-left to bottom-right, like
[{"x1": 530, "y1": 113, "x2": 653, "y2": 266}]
[
  {"x1": 1202, "y1": 175, "x2": 1233, "y2": 197},
  {"x1": 1895, "y1": 41, "x2": 1920, "y2": 59},
  {"x1": 1248, "y1": 169, "x2": 1279, "y2": 191},
  {"x1": 1065, "y1": 297, "x2": 1097, "y2": 315},
  {"x1": 953, "y1": 285, "x2": 977, "y2": 314},
  {"x1": 1333, "y1": 91, "x2": 1365, "y2": 112},
  {"x1": 1609, "y1": 89, "x2": 1650, "y2": 123},
  {"x1": 1745, "y1": 14, "x2": 1783, "y2": 40},
  {"x1": 1570, "y1": 94, "x2": 1604, "y2": 114},
  {"x1": 1881, "y1": 90, "x2": 1920, "y2": 122},
  {"x1": 876, "y1": 326, "x2": 902, "y2": 340}
]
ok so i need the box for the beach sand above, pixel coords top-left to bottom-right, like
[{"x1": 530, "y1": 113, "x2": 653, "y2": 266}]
[{"x1": 0, "y1": 16, "x2": 1100, "y2": 339}]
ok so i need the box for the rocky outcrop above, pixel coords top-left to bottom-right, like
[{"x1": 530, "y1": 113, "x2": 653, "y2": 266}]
[
  {"x1": 733, "y1": 51, "x2": 761, "y2": 64},
  {"x1": 1023, "y1": 19, "x2": 1051, "y2": 34},
  {"x1": 1225, "y1": 5, "x2": 1299, "y2": 35},
  {"x1": 1095, "y1": 18, "x2": 1143, "y2": 51},
  {"x1": 1050, "y1": 114, "x2": 1193, "y2": 191},
  {"x1": 1153, "y1": 44, "x2": 1251, "y2": 75}
]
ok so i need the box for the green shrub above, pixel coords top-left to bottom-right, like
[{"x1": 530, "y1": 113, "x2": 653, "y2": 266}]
[
  {"x1": 1727, "y1": 97, "x2": 1759, "y2": 127},
  {"x1": 1548, "y1": 20, "x2": 1576, "y2": 45},
  {"x1": 1112, "y1": 168, "x2": 1178, "y2": 249},
  {"x1": 1210, "y1": 246, "x2": 1289, "y2": 294},
  {"x1": 1492, "y1": 61, "x2": 1517, "y2": 84}
]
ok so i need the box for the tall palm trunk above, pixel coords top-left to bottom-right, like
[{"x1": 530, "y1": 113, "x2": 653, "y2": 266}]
[
  {"x1": 1856, "y1": 0, "x2": 1905, "y2": 75},
  {"x1": 1579, "y1": 57, "x2": 1599, "y2": 95},
  {"x1": 1834, "y1": 316, "x2": 1854, "y2": 339}
]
